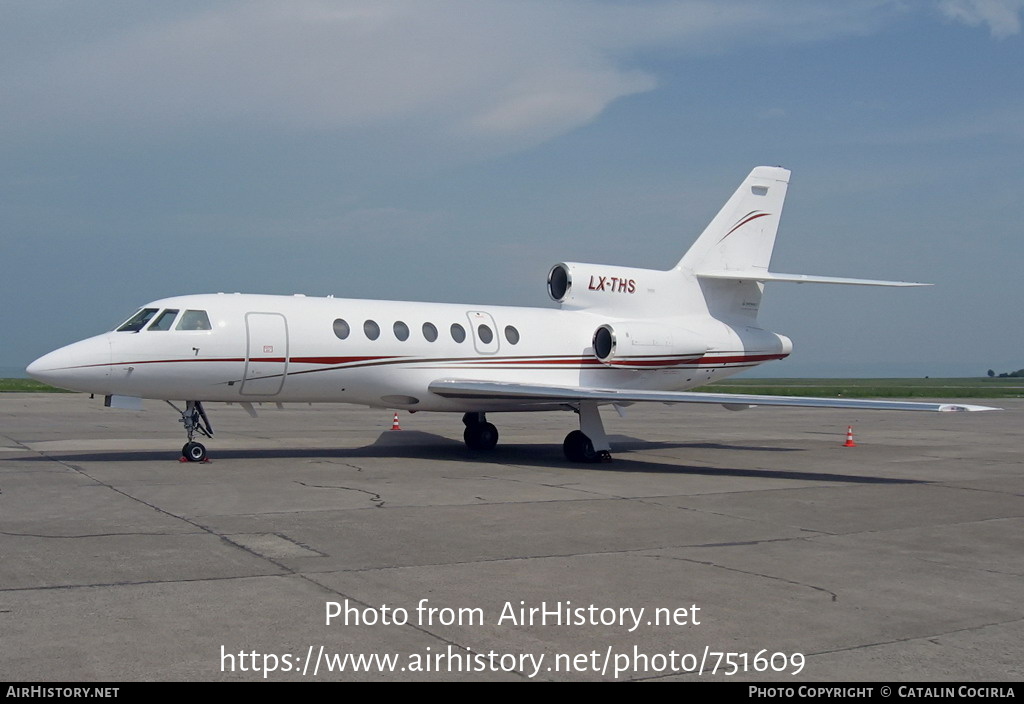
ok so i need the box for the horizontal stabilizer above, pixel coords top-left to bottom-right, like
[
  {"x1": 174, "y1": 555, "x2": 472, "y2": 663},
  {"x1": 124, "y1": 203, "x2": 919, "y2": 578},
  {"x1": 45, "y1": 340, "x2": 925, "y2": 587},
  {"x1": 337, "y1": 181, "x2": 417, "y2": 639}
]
[
  {"x1": 696, "y1": 270, "x2": 931, "y2": 287},
  {"x1": 429, "y1": 380, "x2": 998, "y2": 412}
]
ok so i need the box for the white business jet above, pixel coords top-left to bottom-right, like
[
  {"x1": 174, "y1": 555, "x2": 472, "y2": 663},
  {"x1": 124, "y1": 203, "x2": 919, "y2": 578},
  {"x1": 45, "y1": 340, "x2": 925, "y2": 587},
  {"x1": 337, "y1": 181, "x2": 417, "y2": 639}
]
[{"x1": 26, "y1": 167, "x2": 995, "y2": 463}]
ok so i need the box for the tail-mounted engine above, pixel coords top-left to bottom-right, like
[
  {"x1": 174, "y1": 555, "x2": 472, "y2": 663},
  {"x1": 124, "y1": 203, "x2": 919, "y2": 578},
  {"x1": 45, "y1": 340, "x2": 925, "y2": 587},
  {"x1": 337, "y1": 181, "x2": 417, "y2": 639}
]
[
  {"x1": 592, "y1": 322, "x2": 708, "y2": 369},
  {"x1": 547, "y1": 262, "x2": 683, "y2": 313}
]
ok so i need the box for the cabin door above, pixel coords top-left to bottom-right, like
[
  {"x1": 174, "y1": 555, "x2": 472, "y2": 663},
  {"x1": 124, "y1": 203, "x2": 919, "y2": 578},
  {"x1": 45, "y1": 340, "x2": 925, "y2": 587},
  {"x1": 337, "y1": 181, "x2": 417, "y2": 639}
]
[{"x1": 241, "y1": 312, "x2": 289, "y2": 396}]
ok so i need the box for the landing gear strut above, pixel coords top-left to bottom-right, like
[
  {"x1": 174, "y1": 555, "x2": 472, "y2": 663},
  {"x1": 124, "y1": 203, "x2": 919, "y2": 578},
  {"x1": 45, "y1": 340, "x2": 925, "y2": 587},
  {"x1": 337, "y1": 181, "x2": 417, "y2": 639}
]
[
  {"x1": 168, "y1": 400, "x2": 214, "y2": 462},
  {"x1": 563, "y1": 403, "x2": 612, "y2": 463},
  {"x1": 463, "y1": 412, "x2": 499, "y2": 451}
]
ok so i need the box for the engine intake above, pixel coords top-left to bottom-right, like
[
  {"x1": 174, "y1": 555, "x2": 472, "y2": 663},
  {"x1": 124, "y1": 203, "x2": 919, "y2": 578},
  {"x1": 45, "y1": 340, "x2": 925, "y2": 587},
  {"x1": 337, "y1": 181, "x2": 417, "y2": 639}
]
[{"x1": 548, "y1": 263, "x2": 571, "y2": 302}]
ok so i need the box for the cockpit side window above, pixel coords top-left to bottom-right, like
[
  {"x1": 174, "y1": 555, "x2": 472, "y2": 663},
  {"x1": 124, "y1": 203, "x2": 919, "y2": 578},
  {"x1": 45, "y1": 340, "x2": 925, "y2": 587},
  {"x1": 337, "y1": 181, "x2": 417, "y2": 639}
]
[
  {"x1": 147, "y1": 309, "x2": 180, "y2": 331},
  {"x1": 116, "y1": 308, "x2": 159, "y2": 332},
  {"x1": 175, "y1": 310, "x2": 212, "y2": 331}
]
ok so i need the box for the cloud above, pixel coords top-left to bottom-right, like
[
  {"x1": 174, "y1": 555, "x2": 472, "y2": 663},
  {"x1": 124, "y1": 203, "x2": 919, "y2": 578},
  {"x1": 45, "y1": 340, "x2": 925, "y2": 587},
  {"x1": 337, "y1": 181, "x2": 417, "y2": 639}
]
[
  {"x1": 939, "y1": 0, "x2": 1024, "y2": 37},
  {"x1": 1, "y1": 1, "x2": 1016, "y2": 162},
  {"x1": 2, "y1": 1, "x2": 658, "y2": 150},
  {"x1": 0, "y1": 2, "x2": 915, "y2": 147}
]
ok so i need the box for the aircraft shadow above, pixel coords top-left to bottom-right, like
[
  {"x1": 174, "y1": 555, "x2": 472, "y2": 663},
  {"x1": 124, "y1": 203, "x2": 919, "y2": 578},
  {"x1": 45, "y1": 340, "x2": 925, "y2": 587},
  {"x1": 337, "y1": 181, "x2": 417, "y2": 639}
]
[{"x1": 9, "y1": 431, "x2": 923, "y2": 485}]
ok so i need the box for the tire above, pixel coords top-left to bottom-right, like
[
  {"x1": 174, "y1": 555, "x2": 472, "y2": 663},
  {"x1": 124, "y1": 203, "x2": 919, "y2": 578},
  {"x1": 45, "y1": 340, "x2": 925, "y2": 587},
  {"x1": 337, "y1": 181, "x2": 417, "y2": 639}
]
[
  {"x1": 464, "y1": 422, "x2": 499, "y2": 451},
  {"x1": 183, "y1": 441, "x2": 207, "y2": 463},
  {"x1": 563, "y1": 430, "x2": 597, "y2": 463}
]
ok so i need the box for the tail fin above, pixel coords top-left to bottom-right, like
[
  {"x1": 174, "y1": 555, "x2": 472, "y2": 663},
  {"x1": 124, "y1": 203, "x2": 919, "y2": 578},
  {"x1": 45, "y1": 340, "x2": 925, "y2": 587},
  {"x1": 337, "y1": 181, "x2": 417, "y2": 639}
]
[
  {"x1": 674, "y1": 167, "x2": 925, "y2": 322},
  {"x1": 676, "y1": 166, "x2": 791, "y2": 274}
]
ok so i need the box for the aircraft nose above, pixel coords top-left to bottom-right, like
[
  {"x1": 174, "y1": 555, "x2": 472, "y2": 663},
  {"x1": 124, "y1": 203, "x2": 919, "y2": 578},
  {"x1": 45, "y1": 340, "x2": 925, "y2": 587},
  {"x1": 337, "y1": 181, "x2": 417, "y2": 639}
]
[
  {"x1": 26, "y1": 348, "x2": 65, "y2": 380},
  {"x1": 26, "y1": 336, "x2": 112, "y2": 393},
  {"x1": 25, "y1": 355, "x2": 46, "y2": 378}
]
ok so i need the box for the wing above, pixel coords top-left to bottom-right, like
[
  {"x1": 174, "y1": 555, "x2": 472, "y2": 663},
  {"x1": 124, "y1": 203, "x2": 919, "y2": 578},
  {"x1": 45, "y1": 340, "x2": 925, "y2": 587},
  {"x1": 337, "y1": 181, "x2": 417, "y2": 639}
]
[{"x1": 428, "y1": 379, "x2": 999, "y2": 413}]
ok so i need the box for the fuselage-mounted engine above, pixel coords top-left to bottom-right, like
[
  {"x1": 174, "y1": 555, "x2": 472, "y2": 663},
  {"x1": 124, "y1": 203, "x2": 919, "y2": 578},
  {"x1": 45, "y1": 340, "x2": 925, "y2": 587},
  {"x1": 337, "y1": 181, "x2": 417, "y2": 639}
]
[
  {"x1": 592, "y1": 322, "x2": 707, "y2": 369},
  {"x1": 547, "y1": 262, "x2": 684, "y2": 314}
]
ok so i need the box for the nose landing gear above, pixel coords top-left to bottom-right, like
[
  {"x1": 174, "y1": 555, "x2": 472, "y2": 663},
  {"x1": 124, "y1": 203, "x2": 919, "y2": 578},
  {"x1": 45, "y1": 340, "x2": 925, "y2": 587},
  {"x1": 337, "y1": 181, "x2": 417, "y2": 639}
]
[{"x1": 167, "y1": 400, "x2": 214, "y2": 462}]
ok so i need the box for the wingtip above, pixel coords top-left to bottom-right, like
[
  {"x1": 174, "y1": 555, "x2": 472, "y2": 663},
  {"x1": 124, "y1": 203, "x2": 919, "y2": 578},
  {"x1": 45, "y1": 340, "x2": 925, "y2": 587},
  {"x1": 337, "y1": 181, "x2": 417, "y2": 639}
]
[{"x1": 937, "y1": 403, "x2": 1002, "y2": 412}]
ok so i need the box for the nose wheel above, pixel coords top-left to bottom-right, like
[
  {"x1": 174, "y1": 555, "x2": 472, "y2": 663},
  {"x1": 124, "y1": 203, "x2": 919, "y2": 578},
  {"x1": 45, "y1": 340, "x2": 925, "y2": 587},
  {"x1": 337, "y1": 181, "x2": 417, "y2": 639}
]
[
  {"x1": 168, "y1": 400, "x2": 214, "y2": 462},
  {"x1": 182, "y1": 441, "x2": 208, "y2": 463}
]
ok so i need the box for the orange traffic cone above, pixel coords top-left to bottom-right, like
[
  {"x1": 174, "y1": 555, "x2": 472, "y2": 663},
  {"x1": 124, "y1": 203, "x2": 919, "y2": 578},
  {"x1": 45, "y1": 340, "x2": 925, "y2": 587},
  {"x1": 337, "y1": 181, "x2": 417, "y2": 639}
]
[
  {"x1": 843, "y1": 426, "x2": 857, "y2": 447},
  {"x1": 391, "y1": 412, "x2": 402, "y2": 431}
]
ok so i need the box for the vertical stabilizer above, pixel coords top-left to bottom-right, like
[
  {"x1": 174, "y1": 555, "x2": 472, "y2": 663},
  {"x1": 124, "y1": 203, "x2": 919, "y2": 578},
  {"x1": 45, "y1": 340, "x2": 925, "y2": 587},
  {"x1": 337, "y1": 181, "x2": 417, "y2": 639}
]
[
  {"x1": 677, "y1": 166, "x2": 790, "y2": 274},
  {"x1": 676, "y1": 166, "x2": 790, "y2": 322}
]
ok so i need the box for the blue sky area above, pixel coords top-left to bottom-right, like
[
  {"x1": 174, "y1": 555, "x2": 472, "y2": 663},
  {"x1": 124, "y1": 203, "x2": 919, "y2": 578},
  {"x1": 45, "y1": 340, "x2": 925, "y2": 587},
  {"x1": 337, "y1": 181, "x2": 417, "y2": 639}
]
[{"x1": 3, "y1": 1, "x2": 1022, "y2": 377}]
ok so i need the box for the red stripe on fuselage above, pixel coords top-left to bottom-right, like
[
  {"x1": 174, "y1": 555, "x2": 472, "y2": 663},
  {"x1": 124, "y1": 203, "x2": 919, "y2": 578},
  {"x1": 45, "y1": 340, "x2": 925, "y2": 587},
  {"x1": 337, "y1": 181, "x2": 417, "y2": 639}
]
[{"x1": 92, "y1": 351, "x2": 787, "y2": 372}]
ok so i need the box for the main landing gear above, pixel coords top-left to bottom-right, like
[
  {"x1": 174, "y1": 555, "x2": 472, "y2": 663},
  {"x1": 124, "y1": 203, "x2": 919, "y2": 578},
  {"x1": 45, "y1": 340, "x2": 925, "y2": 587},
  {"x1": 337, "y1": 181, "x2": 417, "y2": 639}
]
[
  {"x1": 564, "y1": 402, "x2": 613, "y2": 463},
  {"x1": 461, "y1": 403, "x2": 613, "y2": 463},
  {"x1": 167, "y1": 400, "x2": 214, "y2": 462},
  {"x1": 463, "y1": 412, "x2": 499, "y2": 451}
]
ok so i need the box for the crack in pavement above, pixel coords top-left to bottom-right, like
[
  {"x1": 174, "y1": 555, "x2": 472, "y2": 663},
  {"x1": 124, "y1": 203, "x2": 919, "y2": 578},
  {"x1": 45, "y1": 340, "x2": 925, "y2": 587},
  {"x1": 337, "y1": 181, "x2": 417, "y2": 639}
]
[
  {"x1": 294, "y1": 481, "x2": 385, "y2": 508},
  {"x1": 0, "y1": 530, "x2": 202, "y2": 539},
  {"x1": 645, "y1": 553, "x2": 839, "y2": 602}
]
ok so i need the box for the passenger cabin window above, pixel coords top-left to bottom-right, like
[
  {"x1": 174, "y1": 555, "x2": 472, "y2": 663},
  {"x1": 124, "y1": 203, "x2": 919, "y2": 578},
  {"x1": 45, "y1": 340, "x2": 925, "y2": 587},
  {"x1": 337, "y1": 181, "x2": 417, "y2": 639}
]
[
  {"x1": 450, "y1": 323, "x2": 466, "y2": 343},
  {"x1": 364, "y1": 320, "x2": 380, "y2": 340},
  {"x1": 148, "y1": 309, "x2": 180, "y2": 331},
  {"x1": 117, "y1": 308, "x2": 158, "y2": 332},
  {"x1": 504, "y1": 325, "x2": 520, "y2": 345},
  {"x1": 393, "y1": 321, "x2": 410, "y2": 341},
  {"x1": 333, "y1": 319, "x2": 350, "y2": 340},
  {"x1": 175, "y1": 310, "x2": 212, "y2": 331},
  {"x1": 477, "y1": 324, "x2": 494, "y2": 344},
  {"x1": 422, "y1": 322, "x2": 438, "y2": 342}
]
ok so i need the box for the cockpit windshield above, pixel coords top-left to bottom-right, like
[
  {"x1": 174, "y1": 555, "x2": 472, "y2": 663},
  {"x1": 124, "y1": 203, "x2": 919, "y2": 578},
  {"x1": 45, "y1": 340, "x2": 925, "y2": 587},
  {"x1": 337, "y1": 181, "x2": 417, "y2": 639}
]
[
  {"x1": 116, "y1": 307, "x2": 211, "y2": 332},
  {"x1": 147, "y1": 309, "x2": 180, "y2": 331},
  {"x1": 116, "y1": 308, "x2": 159, "y2": 332}
]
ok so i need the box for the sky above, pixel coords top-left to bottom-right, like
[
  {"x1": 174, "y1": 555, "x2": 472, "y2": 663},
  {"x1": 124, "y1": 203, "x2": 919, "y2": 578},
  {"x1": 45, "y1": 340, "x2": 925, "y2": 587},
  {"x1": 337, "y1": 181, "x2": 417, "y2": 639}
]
[{"x1": 2, "y1": 0, "x2": 1022, "y2": 378}]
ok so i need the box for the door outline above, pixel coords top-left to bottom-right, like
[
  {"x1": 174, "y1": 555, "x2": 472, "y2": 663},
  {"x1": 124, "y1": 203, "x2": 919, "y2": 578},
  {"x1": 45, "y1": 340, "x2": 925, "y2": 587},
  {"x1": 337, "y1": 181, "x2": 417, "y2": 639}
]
[
  {"x1": 241, "y1": 312, "x2": 289, "y2": 396},
  {"x1": 466, "y1": 311, "x2": 500, "y2": 355}
]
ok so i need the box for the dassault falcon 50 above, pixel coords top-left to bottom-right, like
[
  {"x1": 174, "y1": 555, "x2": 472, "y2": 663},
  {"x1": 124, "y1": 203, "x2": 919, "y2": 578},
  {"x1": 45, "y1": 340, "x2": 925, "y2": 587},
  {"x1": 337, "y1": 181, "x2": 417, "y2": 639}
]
[{"x1": 27, "y1": 167, "x2": 996, "y2": 463}]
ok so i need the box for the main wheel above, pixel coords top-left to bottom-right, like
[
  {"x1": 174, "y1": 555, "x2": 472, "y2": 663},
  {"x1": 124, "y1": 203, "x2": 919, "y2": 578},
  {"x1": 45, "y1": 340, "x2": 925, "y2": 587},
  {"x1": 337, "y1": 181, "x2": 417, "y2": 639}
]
[
  {"x1": 182, "y1": 441, "x2": 208, "y2": 463},
  {"x1": 563, "y1": 430, "x2": 598, "y2": 463},
  {"x1": 464, "y1": 422, "x2": 499, "y2": 451}
]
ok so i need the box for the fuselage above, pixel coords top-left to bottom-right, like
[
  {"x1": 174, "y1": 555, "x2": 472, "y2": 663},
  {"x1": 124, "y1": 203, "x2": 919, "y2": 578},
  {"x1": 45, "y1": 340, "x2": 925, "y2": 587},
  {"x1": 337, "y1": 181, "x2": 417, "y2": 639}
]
[{"x1": 27, "y1": 292, "x2": 791, "y2": 412}]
